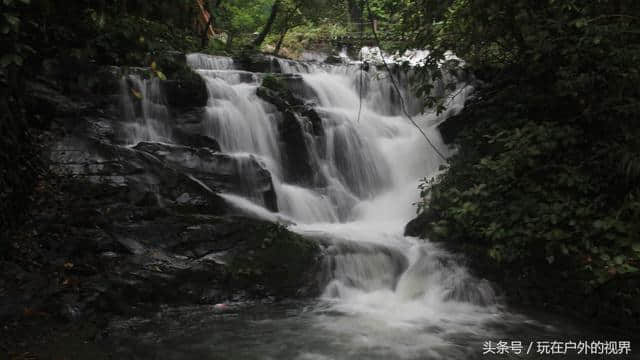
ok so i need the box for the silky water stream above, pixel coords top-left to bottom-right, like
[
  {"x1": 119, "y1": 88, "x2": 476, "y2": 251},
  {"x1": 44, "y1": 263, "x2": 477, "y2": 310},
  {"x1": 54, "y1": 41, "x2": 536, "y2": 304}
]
[{"x1": 109, "y1": 53, "x2": 628, "y2": 360}]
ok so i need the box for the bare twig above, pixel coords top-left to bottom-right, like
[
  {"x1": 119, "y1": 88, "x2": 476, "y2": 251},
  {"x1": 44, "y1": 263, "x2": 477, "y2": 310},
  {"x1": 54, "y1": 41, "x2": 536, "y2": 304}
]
[{"x1": 364, "y1": 0, "x2": 447, "y2": 161}]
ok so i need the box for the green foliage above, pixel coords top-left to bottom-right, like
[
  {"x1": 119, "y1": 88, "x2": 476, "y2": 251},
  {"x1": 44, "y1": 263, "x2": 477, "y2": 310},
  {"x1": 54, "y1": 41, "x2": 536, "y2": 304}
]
[
  {"x1": 258, "y1": 0, "x2": 350, "y2": 56},
  {"x1": 261, "y1": 74, "x2": 286, "y2": 91},
  {"x1": 265, "y1": 21, "x2": 348, "y2": 57},
  {"x1": 421, "y1": 113, "x2": 640, "y2": 289},
  {"x1": 403, "y1": 0, "x2": 640, "y2": 317},
  {"x1": 229, "y1": 222, "x2": 320, "y2": 296},
  {"x1": 76, "y1": 14, "x2": 198, "y2": 66},
  {"x1": 1, "y1": 0, "x2": 33, "y2": 68},
  {"x1": 387, "y1": 0, "x2": 640, "y2": 113},
  {"x1": 219, "y1": 0, "x2": 274, "y2": 45},
  {"x1": 1, "y1": 0, "x2": 204, "y2": 70}
]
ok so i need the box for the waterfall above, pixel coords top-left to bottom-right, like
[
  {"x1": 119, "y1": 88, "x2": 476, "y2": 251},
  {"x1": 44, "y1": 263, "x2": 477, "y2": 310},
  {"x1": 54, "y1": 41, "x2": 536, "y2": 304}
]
[
  {"x1": 122, "y1": 52, "x2": 503, "y2": 358},
  {"x1": 120, "y1": 75, "x2": 172, "y2": 144},
  {"x1": 185, "y1": 53, "x2": 496, "y2": 353}
]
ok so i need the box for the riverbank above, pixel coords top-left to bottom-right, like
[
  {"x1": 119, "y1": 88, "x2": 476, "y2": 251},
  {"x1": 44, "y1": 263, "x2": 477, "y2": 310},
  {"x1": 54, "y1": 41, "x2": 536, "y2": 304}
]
[{"x1": 406, "y1": 73, "x2": 640, "y2": 331}]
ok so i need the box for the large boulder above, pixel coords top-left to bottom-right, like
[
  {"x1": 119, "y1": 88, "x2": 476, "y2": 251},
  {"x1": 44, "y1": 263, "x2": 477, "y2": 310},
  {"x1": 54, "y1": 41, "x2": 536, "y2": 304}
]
[
  {"x1": 96, "y1": 215, "x2": 322, "y2": 307},
  {"x1": 226, "y1": 220, "x2": 322, "y2": 297},
  {"x1": 114, "y1": 52, "x2": 210, "y2": 109},
  {"x1": 256, "y1": 75, "x2": 325, "y2": 185},
  {"x1": 237, "y1": 53, "x2": 282, "y2": 73},
  {"x1": 1, "y1": 64, "x2": 328, "y2": 343},
  {"x1": 160, "y1": 74, "x2": 208, "y2": 109},
  {"x1": 404, "y1": 209, "x2": 439, "y2": 237},
  {"x1": 133, "y1": 141, "x2": 278, "y2": 212},
  {"x1": 324, "y1": 55, "x2": 344, "y2": 64},
  {"x1": 172, "y1": 128, "x2": 221, "y2": 152},
  {"x1": 49, "y1": 136, "x2": 228, "y2": 215},
  {"x1": 278, "y1": 110, "x2": 316, "y2": 185},
  {"x1": 437, "y1": 112, "x2": 467, "y2": 145}
]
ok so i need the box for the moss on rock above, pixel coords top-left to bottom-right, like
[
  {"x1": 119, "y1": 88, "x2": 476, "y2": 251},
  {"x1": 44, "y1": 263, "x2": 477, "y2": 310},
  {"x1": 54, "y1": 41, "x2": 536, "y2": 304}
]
[{"x1": 228, "y1": 222, "x2": 321, "y2": 298}]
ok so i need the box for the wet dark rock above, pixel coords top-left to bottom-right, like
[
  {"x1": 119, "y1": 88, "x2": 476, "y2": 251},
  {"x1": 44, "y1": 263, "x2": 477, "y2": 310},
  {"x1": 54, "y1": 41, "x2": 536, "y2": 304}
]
[
  {"x1": 76, "y1": 66, "x2": 123, "y2": 95},
  {"x1": 237, "y1": 53, "x2": 282, "y2": 73},
  {"x1": 257, "y1": 78, "x2": 303, "y2": 109},
  {"x1": 25, "y1": 81, "x2": 90, "y2": 121},
  {"x1": 133, "y1": 141, "x2": 278, "y2": 211},
  {"x1": 256, "y1": 86, "x2": 289, "y2": 110},
  {"x1": 7, "y1": 112, "x2": 319, "y2": 322},
  {"x1": 301, "y1": 105, "x2": 324, "y2": 137},
  {"x1": 172, "y1": 128, "x2": 221, "y2": 152},
  {"x1": 256, "y1": 75, "x2": 325, "y2": 185},
  {"x1": 171, "y1": 108, "x2": 207, "y2": 140},
  {"x1": 111, "y1": 52, "x2": 209, "y2": 109},
  {"x1": 436, "y1": 91, "x2": 481, "y2": 145},
  {"x1": 437, "y1": 112, "x2": 467, "y2": 145},
  {"x1": 404, "y1": 209, "x2": 438, "y2": 237},
  {"x1": 152, "y1": 51, "x2": 188, "y2": 77},
  {"x1": 160, "y1": 76, "x2": 208, "y2": 108},
  {"x1": 1, "y1": 59, "x2": 331, "y2": 356},
  {"x1": 226, "y1": 221, "x2": 322, "y2": 297},
  {"x1": 279, "y1": 110, "x2": 316, "y2": 184},
  {"x1": 324, "y1": 55, "x2": 344, "y2": 64}
]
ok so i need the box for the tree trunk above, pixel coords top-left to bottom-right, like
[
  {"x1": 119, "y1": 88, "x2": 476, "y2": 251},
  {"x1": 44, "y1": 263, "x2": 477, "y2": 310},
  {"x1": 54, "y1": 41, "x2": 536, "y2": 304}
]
[
  {"x1": 226, "y1": 32, "x2": 234, "y2": 52},
  {"x1": 346, "y1": 0, "x2": 363, "y2": 31},
  {"x1": 274, "y1": 28, "x2": 288, "y2": 55},
  {"x1": 252, "y1": 0, "x2": 280, "y2": 48},
  {"x1": 274, "y1": 6, "x2": 296, "y2": 56},
  {"x1": 201, "y1": 16, "x2": 214, "y2": 48},
  {"x1": 199, "y1": 0, "x2": 222, "y2": 49}
]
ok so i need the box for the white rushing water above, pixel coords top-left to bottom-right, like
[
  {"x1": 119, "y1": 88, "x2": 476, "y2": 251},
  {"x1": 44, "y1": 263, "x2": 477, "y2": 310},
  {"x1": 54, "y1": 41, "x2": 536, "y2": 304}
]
[
  {"x1": 181, "y1": 53, "x2": 507, "y2": 359},
  {"x1": 120, "y1": 75, "x2": 172, "y2": 144}
]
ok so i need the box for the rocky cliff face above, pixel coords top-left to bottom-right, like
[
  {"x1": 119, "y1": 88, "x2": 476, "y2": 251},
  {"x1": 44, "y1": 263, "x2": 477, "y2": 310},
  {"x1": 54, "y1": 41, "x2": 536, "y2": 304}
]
[{"x1": 0, "y1": 54, "x2": 325, "y2": 341}]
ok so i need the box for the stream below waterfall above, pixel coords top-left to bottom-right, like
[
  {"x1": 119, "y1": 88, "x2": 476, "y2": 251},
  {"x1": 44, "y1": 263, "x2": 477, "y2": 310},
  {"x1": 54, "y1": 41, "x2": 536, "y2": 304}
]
[{"x1": 107, "y1": 53, "x2": 629, "y2": 359}]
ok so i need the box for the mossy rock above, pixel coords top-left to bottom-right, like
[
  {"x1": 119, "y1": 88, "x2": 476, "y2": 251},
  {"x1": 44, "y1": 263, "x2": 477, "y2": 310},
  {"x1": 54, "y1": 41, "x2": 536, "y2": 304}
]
[
  {"x1": 262, "y1": 74, "x2": 287, "y2": 92},
  {"x1": 228, "y1": 222, "x2": 321, "y2": 298},
  {"x1": 237, "y1": 52, "x2": 282, "y2": 73},
  {"x1": 151, "y1": 51, "x2": 187, "y2": 77},
  {"x1": 257, "y1": 74, "x2": 306, "y2": 110}
]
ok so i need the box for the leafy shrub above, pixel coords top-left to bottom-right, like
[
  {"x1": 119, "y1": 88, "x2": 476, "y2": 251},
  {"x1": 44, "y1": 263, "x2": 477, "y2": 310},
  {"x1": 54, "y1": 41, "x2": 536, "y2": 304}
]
[{"x1": 399, "y1": 0, "x2": 640, "y2": 321}]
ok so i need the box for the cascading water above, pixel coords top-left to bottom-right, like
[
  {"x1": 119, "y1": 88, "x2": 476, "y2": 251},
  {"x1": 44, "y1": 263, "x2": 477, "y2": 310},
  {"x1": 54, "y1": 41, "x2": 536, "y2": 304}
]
[
  {"x1": 120, "y1": 74, "x2": 172, "y2": 144},
  {"x1": 181, "y1": 53, "x2": 515, "y2": 358},
  {"x1": 112, "y1": 52, "x2": 592, "y2": 359}
]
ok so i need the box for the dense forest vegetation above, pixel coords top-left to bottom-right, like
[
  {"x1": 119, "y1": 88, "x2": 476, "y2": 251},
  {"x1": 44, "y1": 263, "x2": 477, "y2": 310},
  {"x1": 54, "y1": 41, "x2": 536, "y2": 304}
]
[
  {"x1": 403, "y1": 0, "x2": 640, "y2": 323},
  {"x1": 2, "y1": 0, "x2": 640, "y2": 339}
]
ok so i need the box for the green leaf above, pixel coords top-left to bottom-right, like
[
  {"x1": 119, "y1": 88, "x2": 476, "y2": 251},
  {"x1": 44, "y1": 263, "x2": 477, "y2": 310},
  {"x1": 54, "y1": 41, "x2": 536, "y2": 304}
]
[
  {"x1": 156, "y1": 71, "x2": 167, "y2": 81},
  {"x1": 632, "y1": 243, "x2": 640, "y2": 253},
  {"x1": 4, "y1": 14, "x2": 20, "y2": 26},
  {"x1": 131, "y1": 88, "x2": 142, "y2": 99},
  {"x1": 0, "y1": 54, "x2": 21, "y2": 68},
  {"x1": 573, "y1": 18, "x2": 587, "y2": 28}
]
